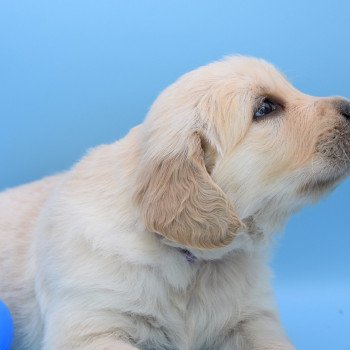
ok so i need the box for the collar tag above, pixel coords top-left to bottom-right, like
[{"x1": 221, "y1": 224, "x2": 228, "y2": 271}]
[{"x1": 179, "y1": 248, "x2": 197, "y2": 263}]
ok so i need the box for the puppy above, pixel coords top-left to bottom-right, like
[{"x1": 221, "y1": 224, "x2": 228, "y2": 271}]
[{"x1": 0, "y1": 56, "x2": 349, "y2": 350}]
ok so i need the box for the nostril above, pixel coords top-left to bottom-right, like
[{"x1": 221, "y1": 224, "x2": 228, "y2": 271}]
[{"x1": 338, "y1": 100, "x2": 350, "y2": 119}]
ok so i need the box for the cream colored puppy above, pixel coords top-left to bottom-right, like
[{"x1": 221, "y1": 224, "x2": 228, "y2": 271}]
[{"x1": 1, "y1": 57, "x2": 349, "y2": 350}]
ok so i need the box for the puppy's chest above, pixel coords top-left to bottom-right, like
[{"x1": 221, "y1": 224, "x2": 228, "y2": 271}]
[{"x1": 135, "y1": 262, "x2": 246, "y2": 350}]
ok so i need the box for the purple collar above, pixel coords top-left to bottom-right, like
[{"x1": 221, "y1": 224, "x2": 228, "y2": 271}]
[{"x1": 178, "y1": 248, "x2": 197, "y2": 263}]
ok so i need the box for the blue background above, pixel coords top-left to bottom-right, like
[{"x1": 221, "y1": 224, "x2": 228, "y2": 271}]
[{"x1": 0, "y1": 1, "x2": 349, "y2": 349}]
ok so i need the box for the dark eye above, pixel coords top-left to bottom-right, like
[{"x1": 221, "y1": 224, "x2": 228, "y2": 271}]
[{"x1": 254, "y1": 99, "x2": 278, "y2": 119}]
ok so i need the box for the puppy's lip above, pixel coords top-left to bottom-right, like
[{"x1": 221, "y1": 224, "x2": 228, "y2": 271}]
[{"x1": 315, "y1": 123, "x2": 350, "y2": 174}]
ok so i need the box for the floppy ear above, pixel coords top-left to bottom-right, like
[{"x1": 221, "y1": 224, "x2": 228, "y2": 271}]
[{"x1": 134, "y1": 132, "x2": 244, "y2": 249}]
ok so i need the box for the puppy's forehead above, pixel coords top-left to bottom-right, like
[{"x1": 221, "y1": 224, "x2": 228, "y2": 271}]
[{"x1": 222, "y1": 56, "x2": 293, "y2": 95}]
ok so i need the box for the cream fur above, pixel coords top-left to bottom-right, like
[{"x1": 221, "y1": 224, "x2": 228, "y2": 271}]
[{"x1": 1, "y1": 56, "x2": 349, "y2": 350}]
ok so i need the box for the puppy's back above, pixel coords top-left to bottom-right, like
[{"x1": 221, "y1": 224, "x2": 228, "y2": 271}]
[{"x1": 0, "y1": 174, "x2": 63, "y2": 349}]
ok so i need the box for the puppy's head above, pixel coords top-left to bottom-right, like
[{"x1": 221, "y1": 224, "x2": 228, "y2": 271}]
[{"x1": 134, "y1": 57, "x2": 350, "y2": 249}]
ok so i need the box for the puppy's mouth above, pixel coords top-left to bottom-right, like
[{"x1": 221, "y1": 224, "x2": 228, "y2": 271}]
[
  {"x1": 316, "y1": 122, "x2": 350, "y2": 178},
  {"x1": 299, "y1": 122, "x2": 350, "y2": 197},
  {"x1": 299, "y1": 122, "x2": 350, "y2": 196}
]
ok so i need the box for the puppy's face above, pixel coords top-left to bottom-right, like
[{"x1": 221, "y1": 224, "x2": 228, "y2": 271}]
[
  {"x1": 211, "y1": 59, "x2": 350, "y2": 224},
  {"x1": 135, "y1": 57, "x2": 350, "y2": 250}
]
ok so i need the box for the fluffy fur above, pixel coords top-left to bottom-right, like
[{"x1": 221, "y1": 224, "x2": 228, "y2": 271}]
[{"x1": 1, "y1": 56, "x2": 349, "y2": 350}]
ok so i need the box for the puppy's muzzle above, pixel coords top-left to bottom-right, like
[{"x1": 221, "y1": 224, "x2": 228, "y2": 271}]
[{"x1": 336, "y1": 99, "x2": 350, "y2": 120}]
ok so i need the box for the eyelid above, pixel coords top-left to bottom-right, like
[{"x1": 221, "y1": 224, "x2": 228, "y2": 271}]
[
  {"x1": 255, "y1": 96, "x2": 284, "y2": 112},
  {"x1": 263, "y1": 96, "x2": 284, "y2": 109}
]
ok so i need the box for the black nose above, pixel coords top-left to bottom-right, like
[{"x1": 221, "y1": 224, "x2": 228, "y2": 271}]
[{"x1": 338, "y1": 99, "x2": 350, "y2": 119}]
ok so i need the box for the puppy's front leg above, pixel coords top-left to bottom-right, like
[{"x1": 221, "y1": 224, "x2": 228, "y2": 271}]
[
  {"x1": 43, "y1": 337, "x2": 139, "y2": 350},
  {"x1": 41, "y1": 306, "x2": 139, "y2": 350},
  {"x1": 220, "y1": 312, "x2": 295, "y2": 350}
]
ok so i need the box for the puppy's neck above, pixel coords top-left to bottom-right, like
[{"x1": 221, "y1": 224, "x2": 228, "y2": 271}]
[{"x1": 160, "y1": 216, "x2": 266, "y2": 262}]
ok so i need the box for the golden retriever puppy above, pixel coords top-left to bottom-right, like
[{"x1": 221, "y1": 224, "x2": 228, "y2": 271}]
[{"x1": 0, "y1": 56, "x2": 349, "y2": 350}]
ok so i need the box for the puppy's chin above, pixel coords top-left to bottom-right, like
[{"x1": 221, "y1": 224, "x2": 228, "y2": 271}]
[{"x1": 298, "y1": 164, "x2": 349, "y2": 200}]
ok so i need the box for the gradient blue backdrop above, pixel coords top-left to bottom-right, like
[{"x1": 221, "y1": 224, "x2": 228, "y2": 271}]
[{"x1": 0, "y1": 1, "x2": 349, "y2": 349}]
